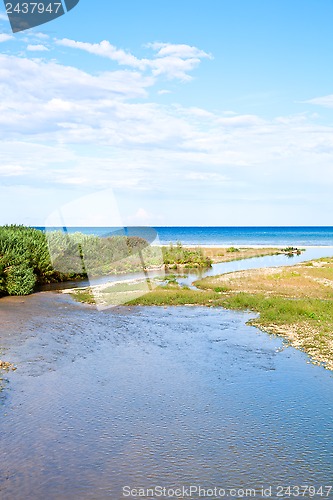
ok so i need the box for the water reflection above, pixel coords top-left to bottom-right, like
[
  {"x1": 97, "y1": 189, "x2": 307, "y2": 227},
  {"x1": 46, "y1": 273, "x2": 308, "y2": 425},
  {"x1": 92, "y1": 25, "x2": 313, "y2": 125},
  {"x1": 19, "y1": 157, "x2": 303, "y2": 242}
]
[{"x1": 0, "y1": 303, "x2": 332, "y2": 498}]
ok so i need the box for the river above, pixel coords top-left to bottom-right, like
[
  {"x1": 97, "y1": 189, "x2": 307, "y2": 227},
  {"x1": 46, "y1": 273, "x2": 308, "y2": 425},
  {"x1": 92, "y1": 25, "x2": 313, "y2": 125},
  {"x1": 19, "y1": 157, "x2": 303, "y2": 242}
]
[{"x1": 1, "y1": 249, "x2": 333, "y2": 499}]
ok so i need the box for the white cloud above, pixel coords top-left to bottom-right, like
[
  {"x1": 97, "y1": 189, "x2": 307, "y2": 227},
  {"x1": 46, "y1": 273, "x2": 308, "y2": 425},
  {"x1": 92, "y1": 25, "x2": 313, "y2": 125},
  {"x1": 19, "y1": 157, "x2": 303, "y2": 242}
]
[
  {"x1": 0, "y1": 33, "x2": 12, "y2": 42},
  {"x1": 304, "y1": 95, "x2": 333, "y2": 108},
  {"x1": 0, "y1": 12, "x2": 8, "y2": 21},
  {"x1": 1, "y1": 44, "x2": 333, "y2": 225},
  {"x1": 1, "y1": 50, "x2": 333, "y2": 189},
  {"x1": 57, "y1": 39, "x2": 145, "y2": 68},
  {"x1": 147, "y1": 42, "x2": 212, "y2": 60},
  {"x1": 33, "y1": 32, "x2": 50, "y2": 40},
  {"x1": 0, "y1": 53, "x2": 153, "y2": 108},
  {"x1": 27, "y1": 44, "x2": 49, "y2": 51},
  {"x1": 56, "y1": 38, "x2": 211, "y2": 81}
]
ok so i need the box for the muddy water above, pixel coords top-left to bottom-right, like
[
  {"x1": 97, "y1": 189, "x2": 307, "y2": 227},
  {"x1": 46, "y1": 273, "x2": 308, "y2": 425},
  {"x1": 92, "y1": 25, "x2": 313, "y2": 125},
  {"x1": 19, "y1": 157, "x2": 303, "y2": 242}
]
[{"x1": 0, "y1": 292, "x2": 333, "y2": 499}]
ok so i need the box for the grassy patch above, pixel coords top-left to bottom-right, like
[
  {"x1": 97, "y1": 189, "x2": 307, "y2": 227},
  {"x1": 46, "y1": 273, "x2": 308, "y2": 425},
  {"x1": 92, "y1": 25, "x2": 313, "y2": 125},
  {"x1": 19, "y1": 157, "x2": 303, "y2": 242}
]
[
  {"x1": 128, "y1": 286, "x2": 219, "y2": 306},
  {"x1": 72, "y1": 288, "x2": 96, "y2": 305}
]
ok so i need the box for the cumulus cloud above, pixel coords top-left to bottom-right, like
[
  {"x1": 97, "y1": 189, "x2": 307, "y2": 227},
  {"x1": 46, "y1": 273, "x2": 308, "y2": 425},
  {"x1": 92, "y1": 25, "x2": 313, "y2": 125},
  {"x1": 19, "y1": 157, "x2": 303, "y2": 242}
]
[
  {"x1": 147, "y1": 42, "x2": 211, "y2": 59},
  {"x1": 0, "y1": 53, "x2": 153, "y2": 106},
  {"x1": 1, "y1": 50, "x2": 333, "y2": 183},
  {"x1": 57, "y1": 39, "x2": 144, "y2": 67},
  {"x1": 56, "y1": 38, "x2": 211, "y2": 81},
  {"x1": 1, "y1": 41, "x2": 333, "y2": 225}
]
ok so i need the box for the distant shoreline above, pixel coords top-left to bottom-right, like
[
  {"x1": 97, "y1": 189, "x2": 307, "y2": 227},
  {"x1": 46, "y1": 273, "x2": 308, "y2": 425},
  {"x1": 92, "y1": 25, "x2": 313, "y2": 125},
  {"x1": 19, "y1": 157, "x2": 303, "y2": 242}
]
[
  {"x1": 156, "y1": 244, "x2": 333, "y2": 249},
  {"x1": 32, "y1": 226, "x2": 333, "y2": 247}
]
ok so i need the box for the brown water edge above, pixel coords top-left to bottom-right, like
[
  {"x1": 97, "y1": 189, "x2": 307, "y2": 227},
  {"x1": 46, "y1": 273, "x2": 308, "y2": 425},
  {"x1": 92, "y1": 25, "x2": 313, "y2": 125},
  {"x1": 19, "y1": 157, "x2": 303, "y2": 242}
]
[{"x1": 1, "y1": 291, "x2": 333, "y2": 499}]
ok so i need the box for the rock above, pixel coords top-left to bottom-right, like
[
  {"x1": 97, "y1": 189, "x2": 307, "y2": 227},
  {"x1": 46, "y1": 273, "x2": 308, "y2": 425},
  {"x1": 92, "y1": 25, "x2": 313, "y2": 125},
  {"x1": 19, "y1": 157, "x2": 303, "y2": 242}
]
[{"x1": 0, "y1": 360, "x2": 16, "y2": 371}]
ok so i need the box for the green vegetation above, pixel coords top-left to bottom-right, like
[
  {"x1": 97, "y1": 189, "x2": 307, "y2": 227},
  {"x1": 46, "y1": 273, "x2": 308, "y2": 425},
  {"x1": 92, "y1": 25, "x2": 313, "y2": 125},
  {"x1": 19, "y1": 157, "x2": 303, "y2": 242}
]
[
  {"x1": 0, "y1": 225, "x2": 153, "y2": 296},
  {"x1": 162, "y1": 242, "x2": 211, "y2": 269},
  {"x1": 0, "y1": 225, "x2": 58, "y2": 296},
  {"x1": 47, "y1": 230, "x2": 155, "y2": 276},
  {"x1": 128, "y1": 285, "x2": 218, "y2": 306},
  {"x1": 162, "y1": 274, "x2": 180, "y2": 284},
  {"x1": 226, "y1": 246, "x2": 240, "y2": 253},
  {"x1": 281, "y1": 246, "x2": 303, "y2": 256},
  {"x1": 0, "y1": 226, "x2": 212, "y2": 297},
  {"x1": 5, "y1": 264, "x2": 37, "y2": 296}
]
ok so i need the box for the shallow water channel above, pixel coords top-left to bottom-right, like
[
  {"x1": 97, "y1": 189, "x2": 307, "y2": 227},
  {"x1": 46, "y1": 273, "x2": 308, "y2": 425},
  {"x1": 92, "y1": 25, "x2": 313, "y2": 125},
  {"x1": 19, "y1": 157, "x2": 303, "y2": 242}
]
[{"x1": 1, "y1": 249, "x2": 333, "y2": 499}]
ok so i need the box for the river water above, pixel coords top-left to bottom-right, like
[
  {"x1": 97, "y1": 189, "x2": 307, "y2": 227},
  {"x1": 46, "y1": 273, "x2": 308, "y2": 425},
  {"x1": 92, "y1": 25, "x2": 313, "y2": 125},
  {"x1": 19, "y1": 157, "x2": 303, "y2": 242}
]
[{"x1": 1, "y1": 249, "x2": 333, "y2": 499}]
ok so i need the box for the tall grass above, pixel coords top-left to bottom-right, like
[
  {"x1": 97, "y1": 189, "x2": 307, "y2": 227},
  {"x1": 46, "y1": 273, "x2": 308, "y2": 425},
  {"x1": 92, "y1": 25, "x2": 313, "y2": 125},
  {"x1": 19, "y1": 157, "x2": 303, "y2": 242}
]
[
  {"x1": 0, "y1": 226, "x2": 152, "y2": 296},
  {"x1": 0, "y1": 225, "x2": 54, "y2": 295},
  {"x1": 0, "y1": 226, "x2": 212, "y2": 297}
]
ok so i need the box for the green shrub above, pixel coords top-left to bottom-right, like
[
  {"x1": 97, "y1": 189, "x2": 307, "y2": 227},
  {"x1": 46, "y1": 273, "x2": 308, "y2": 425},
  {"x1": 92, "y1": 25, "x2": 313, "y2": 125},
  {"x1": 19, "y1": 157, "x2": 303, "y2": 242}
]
[
  {"x1": 214, "y1": 286, "x2": 230, "y2": 292},
  {"x1": 5, "y1": 264, "x2": 37, "y2": 296},
  {"x1": 226, "y1": 247, "x2": 240, "y2": 253},
  {"x1": 162, "y1": 243, "x2": 212, "y2": 268}
]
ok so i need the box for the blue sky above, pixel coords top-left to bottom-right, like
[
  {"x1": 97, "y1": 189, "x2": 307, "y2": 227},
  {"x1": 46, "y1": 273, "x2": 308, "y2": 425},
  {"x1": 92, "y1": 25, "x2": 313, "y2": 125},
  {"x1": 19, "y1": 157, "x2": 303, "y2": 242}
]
[{"x1": 1, "y1": 0, "x2": 333, "y2": 226}]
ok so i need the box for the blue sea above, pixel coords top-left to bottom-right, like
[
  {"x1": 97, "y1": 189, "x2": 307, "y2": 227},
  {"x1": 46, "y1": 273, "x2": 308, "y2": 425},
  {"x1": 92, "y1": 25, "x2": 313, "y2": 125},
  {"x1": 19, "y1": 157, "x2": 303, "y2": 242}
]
[{"x1": 37, "y1": 226, "x2": 333, "y2": 246}]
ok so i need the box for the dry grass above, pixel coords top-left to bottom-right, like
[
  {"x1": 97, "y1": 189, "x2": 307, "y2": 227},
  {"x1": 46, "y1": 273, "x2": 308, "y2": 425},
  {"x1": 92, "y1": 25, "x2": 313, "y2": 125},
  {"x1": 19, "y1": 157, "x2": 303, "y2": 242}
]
[
  {"x1": 199, "y1": 247, "x2": 280, "y2": 263},
  {"x1": 197, "y1": 259, "x2": 333, "y2": 300}
]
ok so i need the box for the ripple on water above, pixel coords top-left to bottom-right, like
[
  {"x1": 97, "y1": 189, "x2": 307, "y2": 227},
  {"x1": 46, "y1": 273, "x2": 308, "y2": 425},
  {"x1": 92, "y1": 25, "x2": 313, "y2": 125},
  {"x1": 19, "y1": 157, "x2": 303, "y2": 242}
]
[{"x1": 0, "y1": 297, "x2": 332, "y2": 499}]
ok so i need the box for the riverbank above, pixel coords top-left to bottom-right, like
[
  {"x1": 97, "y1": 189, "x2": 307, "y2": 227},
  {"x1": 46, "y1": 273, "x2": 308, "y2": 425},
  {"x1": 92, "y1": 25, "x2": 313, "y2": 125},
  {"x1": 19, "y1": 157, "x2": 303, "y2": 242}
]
[
  {"x1": 195, "y1": 256, "x2": 333, "y2": 369},
  {"x1": 63, "y1": 246, "x2": 283, "y2": 306}
]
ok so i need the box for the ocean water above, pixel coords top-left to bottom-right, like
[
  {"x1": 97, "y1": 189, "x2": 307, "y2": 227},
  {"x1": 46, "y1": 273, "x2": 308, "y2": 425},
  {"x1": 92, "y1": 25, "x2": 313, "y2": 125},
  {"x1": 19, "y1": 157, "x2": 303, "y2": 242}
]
[{"x1": 37, "y1": 226, "x2": 333, "y2": 246}]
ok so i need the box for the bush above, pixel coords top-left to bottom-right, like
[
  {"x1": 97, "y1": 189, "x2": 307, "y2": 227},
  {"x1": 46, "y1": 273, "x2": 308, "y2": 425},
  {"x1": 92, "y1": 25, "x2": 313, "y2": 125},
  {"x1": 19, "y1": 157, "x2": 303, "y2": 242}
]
[
  {"x1": 162, "y1": 243, "x2": 212, "y2": 268},
  {"x1": 5, "y1": 264, "x2": 37, "y2": 296},
  {"x1": 226, "y1": 247, "x2": 240, "y2": 253}
]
